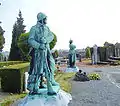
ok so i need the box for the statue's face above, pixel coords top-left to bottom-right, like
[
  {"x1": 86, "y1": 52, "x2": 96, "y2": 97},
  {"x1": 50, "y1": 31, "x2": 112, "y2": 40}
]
[
  {"x1": 43, "y1": 18, "x2": 47, "y2": 24},
  {"x1": 70, "y1": 41, "x2": 73, "y2": 44},
  {"x1": 38, "y1": 18, "x2": 47, "y2": 25}
]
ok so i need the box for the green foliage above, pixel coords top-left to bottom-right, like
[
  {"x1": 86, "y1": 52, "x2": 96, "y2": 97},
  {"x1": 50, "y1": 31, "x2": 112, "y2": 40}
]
[
  {"x1": 18, "y1": 32, "x2": 57, "y2": 61},
  {"x1": 0, "y1": 93, "x2": 26, "y2": 106},
  {"x1": 9, "y1": 10, "x2": 26, "y2": 61},
  {"x1": 55, "y1": 72, "x2": 75, "y2": 92},
  {"x1": 52, "y1": 50, "x2": 59, "y2": 58},
  {"x1": 88, "y1": 73, "x2": 101, "y2": 80},
  {"x1": 0, "y1": 63, "x2": 29, "y2": 93},
  {"x1": 85, "y1": 47, "x2": 91, "y2": 58},
  {"x1": 0, "y1": 34, "x2": 5, "y2": 51},
  {"x1": 0, "y1": 25, "x2": 5, "y2": 51},
  {"x1": 0, "y1": 52, "x2": 3, "y2": 61},
  {"x1": 49, "y1": 33, "x2": 57, "y2": 50},
  {"x1": 0, "y1": 61, "x2": 25, "y2": 68},
  {"x1": 18, "y1": 32, "x2": 30, "y2": 61}
]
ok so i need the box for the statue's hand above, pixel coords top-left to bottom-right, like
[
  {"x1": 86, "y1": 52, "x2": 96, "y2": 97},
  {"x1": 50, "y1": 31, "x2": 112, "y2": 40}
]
[
  {"x1": 41, "y1": 37, "x2": 47, "y2": 44},
  {"x1": 39, "y1": 44, "x2": 46, "y2": 50}
]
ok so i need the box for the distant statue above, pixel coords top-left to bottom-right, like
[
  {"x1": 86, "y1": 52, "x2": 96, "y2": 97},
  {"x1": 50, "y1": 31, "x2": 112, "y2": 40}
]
[
  {"x1": 68, "y1": 39, "x2": 76, "y2": 68},
  {"x1": 92, "y1": 44, "x2": 98, "y2": 64},
  {"x1": 27, "y1": 12, "x2": 59, "y2": 95}
]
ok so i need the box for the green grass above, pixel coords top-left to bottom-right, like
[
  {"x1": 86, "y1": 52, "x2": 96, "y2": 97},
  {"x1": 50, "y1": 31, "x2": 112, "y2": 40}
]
[
  {"x1": 82, "y1": 58, "x2": 91, "y2": 63},
  {"x1": 55, "y1": 72, "x2": 75, "y2": 93},
  {"x1": 0, "y1": 93, "x2": 27, "y2": 106},
  {"x1": 0, "y1": 72, "x2": 75, "y2": 106}
]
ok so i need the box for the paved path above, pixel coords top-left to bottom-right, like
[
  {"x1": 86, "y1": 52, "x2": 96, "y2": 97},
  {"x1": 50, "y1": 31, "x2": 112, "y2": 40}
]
[
  {"x1": 69, "y1": 66, "x2": 120, "y2": 106},
  {"x1": 0, "y1": 91, "x2": 9, "y2": 102},
  {"x1": 0, "y1": 80, "x2": 10, "y2": 103}
]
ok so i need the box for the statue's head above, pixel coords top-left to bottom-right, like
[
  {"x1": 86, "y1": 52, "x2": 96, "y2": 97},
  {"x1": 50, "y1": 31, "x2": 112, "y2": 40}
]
[
  {"x1": 69, "y1": 39, "x2": 73, "y2": 44},
  {"x1": 93, "y1": 44, "x2": 97, "y2": 48},
  {"x1": 37, "y1": 12, "x2": 47, "y2": 25}
]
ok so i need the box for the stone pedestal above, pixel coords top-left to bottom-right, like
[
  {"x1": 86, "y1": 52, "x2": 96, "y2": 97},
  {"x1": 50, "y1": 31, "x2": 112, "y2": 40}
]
[
  {"x1": 19, "y1": 74, "x2": 72, "y2": 106},
  {"x1": 24, "y1": 72, "x2": 29, "y2": 93},
  {"x1": 18, "y1": 86, "x2": 72, "y2": 106},
  {"x1": 65, "y1": 67, "x2": 79, "y2": 72}
]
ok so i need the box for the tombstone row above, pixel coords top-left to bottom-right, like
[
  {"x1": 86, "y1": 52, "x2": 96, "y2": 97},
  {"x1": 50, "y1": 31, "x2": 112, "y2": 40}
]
[{"x1": 90, "y1": 43, "x2": 120, "y2": 64}]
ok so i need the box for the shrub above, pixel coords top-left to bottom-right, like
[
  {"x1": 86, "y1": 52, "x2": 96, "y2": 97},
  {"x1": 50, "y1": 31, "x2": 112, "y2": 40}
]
[
  {"x1": 0, "y1": 63, "x2": 29, "y2": 93},
  {"x1": 18, "y1": 32, "x2": 30, "y2": 61},
  {"x1": 0, "y1": 61, "x2": 25, "y2": 68},
  {"x1": 88, "y1": 73, "x2": 101, "y2": 80},
  {"x1": 85, "y1": 47, "x2": 91, "y2": 58}
]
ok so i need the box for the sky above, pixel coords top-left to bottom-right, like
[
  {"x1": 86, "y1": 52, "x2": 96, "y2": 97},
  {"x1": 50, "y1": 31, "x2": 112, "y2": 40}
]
[{"x1": 1, "y1": 0, "x2": 120, "y2": 51}]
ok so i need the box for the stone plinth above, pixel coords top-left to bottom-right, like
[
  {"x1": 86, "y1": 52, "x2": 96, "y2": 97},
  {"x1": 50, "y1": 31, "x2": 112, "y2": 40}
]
[
  {"x1": 65, "y1": 67, "x2": 79, "y2": 72},
  {"x1": 18, "y1": 86, "x2": 72, "y2": 106}
]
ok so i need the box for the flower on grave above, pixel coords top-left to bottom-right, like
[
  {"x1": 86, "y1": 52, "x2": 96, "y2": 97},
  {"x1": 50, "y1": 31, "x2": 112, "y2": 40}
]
[{"x1": 87, "y1": 73, "x2": 101, "y2": 80}]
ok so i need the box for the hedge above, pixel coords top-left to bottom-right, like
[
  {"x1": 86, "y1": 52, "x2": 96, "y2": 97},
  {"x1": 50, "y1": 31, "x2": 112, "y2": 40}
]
[
  {"x1": 0, "y1": 61, "x2": 26, "y2": 68},
  {"x1": 0, "y1": 62, "x2": 30, "y2": 93}
]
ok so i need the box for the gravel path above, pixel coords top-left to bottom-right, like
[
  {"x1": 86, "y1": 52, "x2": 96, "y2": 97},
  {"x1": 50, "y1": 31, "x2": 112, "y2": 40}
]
[{"x1": 69, "y1": 67, "x2": 120, "y2": 106}]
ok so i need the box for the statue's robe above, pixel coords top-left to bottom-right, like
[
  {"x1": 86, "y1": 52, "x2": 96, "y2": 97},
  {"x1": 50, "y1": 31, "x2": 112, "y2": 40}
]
[
  {"x1": 68, "y1": 43, "x2": 76, "y2": 67},
  {"x1": 27, "y1": 23, "x2": 56, "y2": 92}
]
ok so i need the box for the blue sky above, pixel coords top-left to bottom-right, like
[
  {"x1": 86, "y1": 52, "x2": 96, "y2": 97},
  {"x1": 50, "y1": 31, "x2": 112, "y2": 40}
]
[{"x1": 1, "y1": 0, "x2": 120, "y2": 51}]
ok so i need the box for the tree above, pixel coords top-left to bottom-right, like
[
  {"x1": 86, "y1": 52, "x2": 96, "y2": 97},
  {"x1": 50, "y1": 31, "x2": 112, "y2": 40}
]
[
  {"x1": 85, "y1": 47, "x2": 91, "y2": 58},
  {"x1": 0, "y1": 23, "x2": 5, "y2": 51},
  {"x1": 0, "y1": 2, "x2": 5, "y2": 51},
  {"x1": 18, "y1": 32, "x2": 30, "y2": 61},
  {"x1": 0, "y1": 53, "x2": 3, "y2": 61},
  {"x1": 9, "y1": 10, "x2": 26, "y2": 61},
  {"x1": 18, "y1": 32, "x2": 57, "y2": 61},
  {"x1": 52, "y1": 50, "x2": 59, "y2": 58},
  {"x1": 49, "y1": 33, "x2": 57, "y2": 50}
]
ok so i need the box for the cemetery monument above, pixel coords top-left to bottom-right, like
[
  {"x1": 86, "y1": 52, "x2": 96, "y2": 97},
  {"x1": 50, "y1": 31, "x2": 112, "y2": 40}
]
[
  {"x1": 65, "y1": 39, "x2": 79, "y2": 72},
  {"x1": 92, "y1": 44, "x2": 98, "y2": 64},
  {"x1": 18, "y1": 12, "x2": 72, "y2": 106}
]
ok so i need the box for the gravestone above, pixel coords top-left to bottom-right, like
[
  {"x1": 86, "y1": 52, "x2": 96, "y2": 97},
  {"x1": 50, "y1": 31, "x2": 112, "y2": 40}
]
[
  {"x1": 104, "y1": 42, "x2": 115, "y2": 60},
  {"x1": 115, "y1": 43, "x2": 120, "y2": 57},
  {"x1": 91, "y1": 44, "x2": 98, "y2": 64}
]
